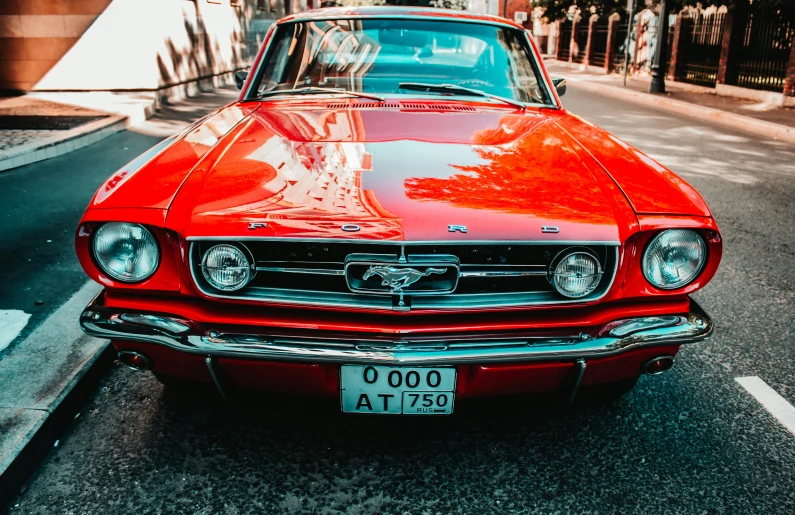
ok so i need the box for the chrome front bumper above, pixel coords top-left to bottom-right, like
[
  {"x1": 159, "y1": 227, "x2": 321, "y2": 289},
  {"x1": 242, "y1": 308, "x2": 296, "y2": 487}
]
[{"x1": 79, "y1": 291, "x2": 713, "y2": 365}]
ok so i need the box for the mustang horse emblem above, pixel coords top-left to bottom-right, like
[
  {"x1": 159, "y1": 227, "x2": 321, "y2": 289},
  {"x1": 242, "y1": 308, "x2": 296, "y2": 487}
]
[{"x1": 362, "y1": 266, "x2": 447, "y2": 292}]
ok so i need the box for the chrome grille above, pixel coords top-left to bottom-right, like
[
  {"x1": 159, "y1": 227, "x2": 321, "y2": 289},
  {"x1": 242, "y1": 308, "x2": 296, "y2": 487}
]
[{"x1": 189, "y1": 240, "x2": 619, "y2": 311}]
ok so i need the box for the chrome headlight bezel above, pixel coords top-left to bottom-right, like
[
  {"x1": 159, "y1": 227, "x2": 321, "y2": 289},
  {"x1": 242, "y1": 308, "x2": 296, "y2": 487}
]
[
  {"x1": 642, "y1": 229, "x2": 707, "y2": 290},
  {"x1": 549, "y1": 249, "x2": 603, "y2": 299},
  {"x1": 92, "y1": 222, "x2": 160, "y2": 283},
  {"x1": 200, "y1": 244, "x2": 255, "y2": 292}
]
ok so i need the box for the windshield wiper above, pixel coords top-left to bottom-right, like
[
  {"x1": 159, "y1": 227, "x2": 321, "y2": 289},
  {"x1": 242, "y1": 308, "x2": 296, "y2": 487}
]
[
  {"x1": 398, "y1": 82, "x2": 526, "y2": 110},
  {"x1": 254, "y1": 87, "x2": 385, "y2": 102}
]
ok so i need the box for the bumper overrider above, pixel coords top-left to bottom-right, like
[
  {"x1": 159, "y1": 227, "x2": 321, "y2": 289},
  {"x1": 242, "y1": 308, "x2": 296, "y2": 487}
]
[{"x1": 80, "y1": 291, "x2": 713, "y2": 366}]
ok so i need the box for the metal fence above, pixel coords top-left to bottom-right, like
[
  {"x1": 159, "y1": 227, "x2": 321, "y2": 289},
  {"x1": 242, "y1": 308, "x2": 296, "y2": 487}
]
[
  {"x1": 612, "y1": 23, "x2": 631, "y2": 73},
  {"x1": 571, "y1": 21, "x2": 590, "y2": 63},
  {"x1": 676, "y1": 12, "x2": 726, "y2": 88},
  {"x1": 589, "y1": 19, "x2": 611, "y2": 68},
  {"x1": 558, "y1": 20, "x2": 572, "y2": 61},
  {"x1": 735, "y1": 4, "x2": 794, "y2": 92},
  {"x1": 552, "y1": 7, "x2": 793, "y2": 94}
]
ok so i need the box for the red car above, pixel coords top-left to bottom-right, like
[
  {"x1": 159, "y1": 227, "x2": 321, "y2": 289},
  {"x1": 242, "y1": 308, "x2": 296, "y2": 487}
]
[{"x1": 78, "y1": 7, "x2": 721, "y2": 413}]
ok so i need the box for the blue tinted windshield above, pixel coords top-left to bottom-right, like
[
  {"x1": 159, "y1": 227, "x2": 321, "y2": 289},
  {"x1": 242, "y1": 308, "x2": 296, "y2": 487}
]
[{"x1": 252, "y1": 18, "x2": 551, "y2": 105}]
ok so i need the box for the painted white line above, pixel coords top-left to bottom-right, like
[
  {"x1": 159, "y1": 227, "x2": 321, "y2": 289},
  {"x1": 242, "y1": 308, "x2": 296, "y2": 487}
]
[
  {"x1": 0, "y1": 310, "x2": 31, "y2": 352},
  {"x1": 736, "y1": 376, "x2": 795, "y2": 437}
]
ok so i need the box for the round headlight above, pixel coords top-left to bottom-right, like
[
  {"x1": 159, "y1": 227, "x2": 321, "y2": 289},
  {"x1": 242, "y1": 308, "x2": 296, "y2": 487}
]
[
  {"x1": 550, "y1": 250, "x2": 602, "y2": 298},
  {"x1": 643, "y1": 229, "x2": 706, "y2": 290},
  {"x1": 93, "y1": 222, "x2": 160, "y2": 282},
  {"x1": 201, "y1": 244, "x2": 252, "y2": 291}
]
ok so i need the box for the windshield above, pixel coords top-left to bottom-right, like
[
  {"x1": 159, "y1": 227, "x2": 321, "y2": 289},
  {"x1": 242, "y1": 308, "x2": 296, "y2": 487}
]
[{"x1": 250, "y1": 18, "x2": 552, "y2": 105}]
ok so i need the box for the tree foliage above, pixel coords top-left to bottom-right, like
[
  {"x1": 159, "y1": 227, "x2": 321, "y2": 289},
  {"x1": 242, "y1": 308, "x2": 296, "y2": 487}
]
[
  {"x1": 532, "y1": 0, "x2": 792, "y2": 22},
  {"x1": 382, "y1": 0, "x2": 468, "y2": 8}
]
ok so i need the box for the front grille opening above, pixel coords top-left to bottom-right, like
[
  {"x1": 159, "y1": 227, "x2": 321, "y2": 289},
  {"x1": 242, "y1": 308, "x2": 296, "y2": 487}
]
[{"x1": 190, "y1": 241, "x2": 618, "y2": 311}]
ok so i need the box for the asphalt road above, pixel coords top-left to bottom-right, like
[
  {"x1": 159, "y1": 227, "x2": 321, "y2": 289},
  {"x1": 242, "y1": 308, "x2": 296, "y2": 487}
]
[{"x1": 5, "y1": 85, "x2": 795, "y2": 514}]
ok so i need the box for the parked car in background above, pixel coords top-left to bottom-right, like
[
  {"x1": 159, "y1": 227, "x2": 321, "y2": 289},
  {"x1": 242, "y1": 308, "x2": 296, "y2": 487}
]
[{"x1": 77, "y1": 7, "x2": 721, "y2": 414}]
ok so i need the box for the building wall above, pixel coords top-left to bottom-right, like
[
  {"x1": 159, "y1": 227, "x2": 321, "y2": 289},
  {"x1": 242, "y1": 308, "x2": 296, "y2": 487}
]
[
  {"x1": 467, "y1": 0, "x2": 499, "y2": 16},
  {"x1": 0, "y1": 0, "x2": 288, "y2": 93},
  {"x1": 0, "y1": 0, "x2": 113, "y2": 91},
  {"x1": 502, "y1": 0, "x2": 531, "y2": 28}
]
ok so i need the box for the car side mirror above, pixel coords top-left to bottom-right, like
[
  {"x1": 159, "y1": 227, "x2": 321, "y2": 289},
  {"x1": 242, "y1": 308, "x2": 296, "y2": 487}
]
[
  {"x1": 235, "y1": 70, "x2": 248, "y2": 90},
  {"x1": 552, "y1": 77, "x2": 566, "y2": 97}
]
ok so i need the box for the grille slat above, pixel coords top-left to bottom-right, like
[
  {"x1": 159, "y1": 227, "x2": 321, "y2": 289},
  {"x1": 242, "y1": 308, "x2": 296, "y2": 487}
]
[{"x1": 190, "y1": 241, "x2": 618, "y2": 311}]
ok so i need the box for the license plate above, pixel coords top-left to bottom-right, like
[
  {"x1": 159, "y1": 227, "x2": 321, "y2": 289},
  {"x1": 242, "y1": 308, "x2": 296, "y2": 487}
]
[{"x1": 340, "y1": 365, "x2": 456, "y2": 415}]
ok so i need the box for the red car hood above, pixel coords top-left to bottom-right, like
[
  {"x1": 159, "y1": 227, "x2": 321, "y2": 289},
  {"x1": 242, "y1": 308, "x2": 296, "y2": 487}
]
[{"x1": 166, "y1": 103, "x2": 637, "y2": 242}]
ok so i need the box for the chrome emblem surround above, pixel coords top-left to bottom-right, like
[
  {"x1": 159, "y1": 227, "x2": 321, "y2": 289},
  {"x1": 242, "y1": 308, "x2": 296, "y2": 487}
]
[
  {"x1": 344, "y1": 252, "x2": 460, "y2": 310},
  {"x1": 362, "y1": 265, "x2": 447, "y2": 293}
]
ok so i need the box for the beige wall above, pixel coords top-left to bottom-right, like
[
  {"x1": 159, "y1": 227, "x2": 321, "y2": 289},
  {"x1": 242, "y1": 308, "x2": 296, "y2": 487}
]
[{"x1": 0, "y1": 0, "x2": 287, "y2": 93}]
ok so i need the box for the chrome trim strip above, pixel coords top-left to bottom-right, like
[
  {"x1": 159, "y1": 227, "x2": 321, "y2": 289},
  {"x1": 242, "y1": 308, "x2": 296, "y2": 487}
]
[
  {"x1": 279, "y1": 14, "x2": 523, "y2": 31},
  {"x1": 255, "y1": 266, "x2": 546, "y2": 277},
  {"x1": 256, "y1": 266, "x2": 345, "y2": 275},
  {"x1": 459, "y1": 270, "x2": 547, "y2": 278},
  {"x1": 80, "y1": 292, "x2": 713, "y2": 365},
  {"x1": 187, "y1": 237, "x2": 621, "y2": 245}
]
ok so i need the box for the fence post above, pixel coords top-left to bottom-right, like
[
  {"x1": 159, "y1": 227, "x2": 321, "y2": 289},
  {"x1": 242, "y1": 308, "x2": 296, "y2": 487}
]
[
  {"x1": 584, "y1": 15, "x2": 597, "y2": 67},
  {"x1": 717, "y1": 0, "x2": 749, "y2": 85},
  {"x1": 784, "y1": 38, "x2": 795, "y2": 96},
  {"x1": 668, "y1": 14, "x2": 684, "y2": 81},
  {"x1": 569, "y1": 16, "x2": 579, "y2": 63},
  {"x1": 605, "y1": 13, "x2": 620, "y2": 73},
  {"x1": 555, "y1": 21, "x2": 563, "y2": 60}
]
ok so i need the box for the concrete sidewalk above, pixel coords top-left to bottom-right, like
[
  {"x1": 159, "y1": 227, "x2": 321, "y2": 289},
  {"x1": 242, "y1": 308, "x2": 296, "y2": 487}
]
[
  {"x1": 0, "y1": 284, "x2": 107, "y2": 504},
  {"x1": 546, "y1": 61, "x2": 795, "y2": 144},
  {"x1": 0, "y1": 93, "x2": 158, "y2": 173}
]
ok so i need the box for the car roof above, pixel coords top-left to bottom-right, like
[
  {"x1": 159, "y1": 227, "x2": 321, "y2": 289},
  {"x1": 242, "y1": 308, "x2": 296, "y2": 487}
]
[{"x1": 279, "y1": 6, "x2": 524, "y2": 30}]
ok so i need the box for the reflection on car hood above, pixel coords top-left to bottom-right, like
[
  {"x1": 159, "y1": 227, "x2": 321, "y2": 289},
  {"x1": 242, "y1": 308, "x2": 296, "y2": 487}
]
[{"x1": 166, "y1": 103, "x2": 637, "y2": 242}]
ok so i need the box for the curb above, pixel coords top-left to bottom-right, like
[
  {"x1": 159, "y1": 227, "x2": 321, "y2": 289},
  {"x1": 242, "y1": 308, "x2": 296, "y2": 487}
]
[
  {"x1": 0, "y1": 282, "x2": 110, "y2": 506},
  {"x1": 0, "y1": 346, "x2": 113, "y2": 507},
  {"x1": 564, "y1": 76, "x2": 795, "y2": 145},
  {"x1": 0, "y1": 115, "x2": 128, "y2": 173}
]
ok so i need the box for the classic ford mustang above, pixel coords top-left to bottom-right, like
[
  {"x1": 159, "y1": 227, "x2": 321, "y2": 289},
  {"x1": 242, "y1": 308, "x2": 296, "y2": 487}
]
[{"x1": 77, "y1": 7, "x2": 721, "y2": 413}]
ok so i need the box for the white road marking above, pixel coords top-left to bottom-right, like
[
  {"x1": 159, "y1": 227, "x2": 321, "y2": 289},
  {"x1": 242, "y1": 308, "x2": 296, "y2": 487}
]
[
  {"x1": 736, "y1": 376, "x2": 795, "y2": 437},
  {"x1": 0, "y1": 310, "x2": 31, "y2": 352}
]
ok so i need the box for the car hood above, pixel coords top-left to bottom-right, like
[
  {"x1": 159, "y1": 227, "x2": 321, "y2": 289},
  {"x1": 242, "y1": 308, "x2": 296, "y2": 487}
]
[{"x1": 166, "y1": 103, "x2": 637, "y2": 242}]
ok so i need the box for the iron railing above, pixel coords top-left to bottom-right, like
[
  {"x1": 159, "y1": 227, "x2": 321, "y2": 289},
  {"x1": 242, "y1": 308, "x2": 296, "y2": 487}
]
[
  {"x1": 734, "y1": 4, "x2": 794, "y2": 92},
  {"x1": 612, "y1": 23, "x2": 631, "y2": 73},
  {"x1": 558, "y1": 20, "x2": 572, "y2": 61},
  {"x1": 676, "y1": 12, "x2": 726, "y2": 87},
  {"x1": 571, "y1": 21, "x2": 590, "y2": 64},
  {"x1": 589, "y1": 19, "x2": 611, "y2": 68}
]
